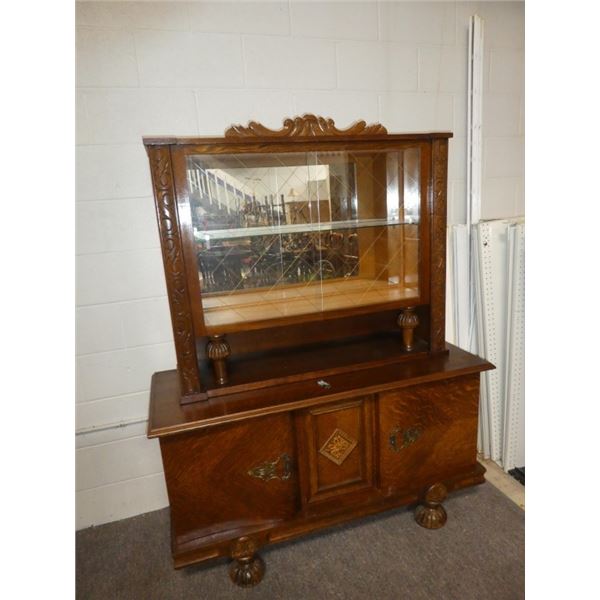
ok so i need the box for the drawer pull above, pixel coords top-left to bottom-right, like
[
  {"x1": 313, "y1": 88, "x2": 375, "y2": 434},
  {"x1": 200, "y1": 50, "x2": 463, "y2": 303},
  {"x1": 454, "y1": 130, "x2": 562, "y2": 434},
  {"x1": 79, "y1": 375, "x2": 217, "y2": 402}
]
[
  {"x1": 389, "y1": 427, "x2": 422, "y2": 452},
  {"x1": 248, "y1": 453, "x2": 292, "y2": 482}
]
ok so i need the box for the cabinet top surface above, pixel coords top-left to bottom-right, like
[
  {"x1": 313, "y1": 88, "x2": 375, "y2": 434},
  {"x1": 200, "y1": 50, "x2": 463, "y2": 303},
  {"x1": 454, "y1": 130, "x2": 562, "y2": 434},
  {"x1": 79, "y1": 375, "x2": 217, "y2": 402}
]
[
  {"x1": 144, "y1": 132, "x2": 453, "y2": 146},
  {"x1": 148, "y1": 344, "x2": 493, "y2": 439}
]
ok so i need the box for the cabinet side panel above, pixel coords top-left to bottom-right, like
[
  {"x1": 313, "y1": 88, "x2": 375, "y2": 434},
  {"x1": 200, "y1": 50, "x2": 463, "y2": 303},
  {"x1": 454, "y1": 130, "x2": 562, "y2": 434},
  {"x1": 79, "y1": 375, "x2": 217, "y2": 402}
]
[
  {"x1": 430, "y1": 138, "x2": 448, "y2": 353},
  {"x1": 147, "y1": 145, "x2": 202, "y2": 396}
]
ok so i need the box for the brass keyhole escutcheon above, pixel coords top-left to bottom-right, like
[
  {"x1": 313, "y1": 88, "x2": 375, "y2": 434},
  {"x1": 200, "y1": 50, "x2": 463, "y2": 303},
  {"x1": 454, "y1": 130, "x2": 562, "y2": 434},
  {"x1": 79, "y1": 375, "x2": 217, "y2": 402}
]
[
  {"x1": 247, "y1": 453, "x2": 292, "y2": 481},
  {"x1": 389, "y1": 427, "x2": 422, "y2": 452}
]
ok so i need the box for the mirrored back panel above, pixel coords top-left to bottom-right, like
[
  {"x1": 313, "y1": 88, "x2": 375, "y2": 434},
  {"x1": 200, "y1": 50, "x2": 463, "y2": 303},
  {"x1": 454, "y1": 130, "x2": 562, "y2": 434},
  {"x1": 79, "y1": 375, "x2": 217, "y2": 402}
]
[{"x1": 186, "y1": 149, "x2": 421, "y2": 332}]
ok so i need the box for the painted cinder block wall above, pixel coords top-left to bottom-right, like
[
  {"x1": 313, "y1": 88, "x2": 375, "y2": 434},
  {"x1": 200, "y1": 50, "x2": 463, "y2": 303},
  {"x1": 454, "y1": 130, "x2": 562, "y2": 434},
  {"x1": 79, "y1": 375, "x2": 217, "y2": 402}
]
[{"x1": 75, "y1": 0, "x2": 524, "y2": 529}]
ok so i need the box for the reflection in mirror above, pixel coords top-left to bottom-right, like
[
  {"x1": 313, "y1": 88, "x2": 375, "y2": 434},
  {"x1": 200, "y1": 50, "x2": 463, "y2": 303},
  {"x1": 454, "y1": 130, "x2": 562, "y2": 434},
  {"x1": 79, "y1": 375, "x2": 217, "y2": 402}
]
[
  {"x1": 188, "y1": 160, "x2": 355, "y2": 234},
  {"x1": 186, "y1": 149, "x2": 421, "y2": 331}
]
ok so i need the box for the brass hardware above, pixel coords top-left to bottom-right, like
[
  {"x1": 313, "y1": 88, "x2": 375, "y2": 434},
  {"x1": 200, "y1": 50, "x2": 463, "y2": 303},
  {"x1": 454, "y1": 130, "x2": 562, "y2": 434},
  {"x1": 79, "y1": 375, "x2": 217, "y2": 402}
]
[
  {"x1": 389, "y1": 427, "x2": 422, "y2": 452},
  {"x1": 317, "y1": 379, "x2": 331, "y2": 389},
  {"x1": 248, "y1": 453, "x2": 292, "y2": 482},
  {"x1": 319, "y1": 428, "x2": 357, "y2": 465}
]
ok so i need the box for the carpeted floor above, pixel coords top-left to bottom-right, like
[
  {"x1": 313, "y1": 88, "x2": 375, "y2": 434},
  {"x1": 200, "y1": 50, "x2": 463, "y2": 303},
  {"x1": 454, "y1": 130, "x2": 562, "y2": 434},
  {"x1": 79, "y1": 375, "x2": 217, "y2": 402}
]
[{"x1": 76, "y1": 483, "x2": 524, "y2": 600}]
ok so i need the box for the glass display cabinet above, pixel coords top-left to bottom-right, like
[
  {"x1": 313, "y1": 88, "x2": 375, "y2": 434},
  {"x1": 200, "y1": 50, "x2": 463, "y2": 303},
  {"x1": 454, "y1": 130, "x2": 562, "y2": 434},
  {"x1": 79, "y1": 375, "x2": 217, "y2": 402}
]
[
  {"x1": 189, "y1": 147, "x2": 421, "y2": 332},
  {"x1": 145, "y1": 115, "x2": 493, "y2": 587}
]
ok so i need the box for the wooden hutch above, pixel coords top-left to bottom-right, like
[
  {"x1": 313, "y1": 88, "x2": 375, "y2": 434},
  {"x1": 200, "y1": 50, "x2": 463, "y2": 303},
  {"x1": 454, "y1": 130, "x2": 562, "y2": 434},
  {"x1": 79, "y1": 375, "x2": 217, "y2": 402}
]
[{"x1": 144, "y1": 115, "x2": 493, "y2": 587}]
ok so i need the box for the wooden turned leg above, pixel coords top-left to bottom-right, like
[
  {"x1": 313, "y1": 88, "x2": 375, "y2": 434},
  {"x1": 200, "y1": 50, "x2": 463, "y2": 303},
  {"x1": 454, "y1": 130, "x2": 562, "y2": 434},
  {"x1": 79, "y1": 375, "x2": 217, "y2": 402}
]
[
  {"x1": 415, "y1": 483, "x2": 448, "y2": 529},
  {"x1": 206, "y1": 334, "x2": 230, "y2": 386},
  {"x1": 228, "y1": 537, "x2": 265, "y2": 588},
  {"x1": 397, "y1": 307, "x2": 419, "y2": 351}
]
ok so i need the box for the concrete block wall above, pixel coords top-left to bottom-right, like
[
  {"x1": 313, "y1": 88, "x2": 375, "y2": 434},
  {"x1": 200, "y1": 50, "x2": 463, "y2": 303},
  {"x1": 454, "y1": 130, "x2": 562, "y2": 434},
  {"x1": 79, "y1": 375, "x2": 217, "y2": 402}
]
[{"x1": 75, "y1": 0, "x2": 524, "y2": 529}]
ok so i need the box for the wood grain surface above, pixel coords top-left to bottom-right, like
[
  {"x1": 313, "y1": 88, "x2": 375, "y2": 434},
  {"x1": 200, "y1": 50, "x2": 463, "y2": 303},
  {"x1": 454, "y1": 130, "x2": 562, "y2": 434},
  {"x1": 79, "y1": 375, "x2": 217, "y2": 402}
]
[
  {"x1": 144, "y1": 118, "x2": 491, "y2": 583},
  {"x1": 379, "y1": 374, "x2": 480, "y2": 494}
]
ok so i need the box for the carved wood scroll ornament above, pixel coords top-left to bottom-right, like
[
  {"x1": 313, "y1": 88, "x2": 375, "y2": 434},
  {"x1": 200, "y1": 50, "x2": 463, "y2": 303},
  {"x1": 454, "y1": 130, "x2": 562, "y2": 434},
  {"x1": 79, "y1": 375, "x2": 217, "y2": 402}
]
[
  {"x1": 149, "y1": 147, "x2": 200, "y2": 396},
  {"x1": 430, "y1": 139, "x2": 449, "y2": 353},
  {"x1": 225, "y1": 114, "x2": 388, "y2": 138}
]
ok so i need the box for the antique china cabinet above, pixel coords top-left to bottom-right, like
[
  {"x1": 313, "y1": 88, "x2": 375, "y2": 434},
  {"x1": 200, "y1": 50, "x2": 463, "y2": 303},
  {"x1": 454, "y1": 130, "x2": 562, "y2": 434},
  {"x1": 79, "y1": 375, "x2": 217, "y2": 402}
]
[{"x1": 144, "y1": 115, "x2": 493, "y2": 587}]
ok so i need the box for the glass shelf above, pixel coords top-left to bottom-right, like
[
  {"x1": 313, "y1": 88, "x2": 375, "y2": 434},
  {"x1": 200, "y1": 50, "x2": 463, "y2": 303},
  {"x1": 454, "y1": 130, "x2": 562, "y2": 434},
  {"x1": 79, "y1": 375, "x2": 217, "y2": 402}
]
[{"x1": 194, "y1": 217, "x2": 416, "y2": 241}]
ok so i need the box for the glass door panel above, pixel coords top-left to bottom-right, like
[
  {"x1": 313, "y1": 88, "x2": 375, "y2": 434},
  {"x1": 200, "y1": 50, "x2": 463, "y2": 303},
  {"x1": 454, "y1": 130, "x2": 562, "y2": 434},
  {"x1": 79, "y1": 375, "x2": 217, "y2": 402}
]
[{"x1": 186, "y1": 148, "x2": 421, "y2": 332}]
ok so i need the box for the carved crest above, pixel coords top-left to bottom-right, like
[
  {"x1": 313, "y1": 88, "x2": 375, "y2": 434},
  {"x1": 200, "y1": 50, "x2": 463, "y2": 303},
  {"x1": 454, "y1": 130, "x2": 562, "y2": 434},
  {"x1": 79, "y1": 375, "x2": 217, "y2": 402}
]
[{"x1": 225, "y1": 114, "x2": 387, "y2": 138}]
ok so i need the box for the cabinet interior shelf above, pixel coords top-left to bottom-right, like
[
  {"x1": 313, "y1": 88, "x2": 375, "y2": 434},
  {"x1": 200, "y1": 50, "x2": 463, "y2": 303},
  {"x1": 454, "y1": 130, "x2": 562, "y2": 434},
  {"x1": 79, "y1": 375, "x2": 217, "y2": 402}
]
[{"x1": 202, "y1": 277, "x2": 419, "y2": 332}]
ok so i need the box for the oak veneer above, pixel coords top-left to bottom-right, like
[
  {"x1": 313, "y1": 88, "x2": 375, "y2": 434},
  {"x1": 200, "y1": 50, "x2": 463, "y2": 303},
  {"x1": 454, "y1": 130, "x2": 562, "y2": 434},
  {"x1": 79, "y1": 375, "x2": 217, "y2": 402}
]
[
  {"x1": 149, "y1": 344, "x2": 492, "y2": 576},
  {"x1": 145, "y1": 116, "x2": 494, "y2": 587}
]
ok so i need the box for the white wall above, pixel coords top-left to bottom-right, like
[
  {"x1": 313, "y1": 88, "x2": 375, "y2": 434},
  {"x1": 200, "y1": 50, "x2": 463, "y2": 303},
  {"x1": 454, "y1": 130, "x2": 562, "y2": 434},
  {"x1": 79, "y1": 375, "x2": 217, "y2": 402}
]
[{"x1": 75, "y1": 0, "x2": 524, "y2": 529}]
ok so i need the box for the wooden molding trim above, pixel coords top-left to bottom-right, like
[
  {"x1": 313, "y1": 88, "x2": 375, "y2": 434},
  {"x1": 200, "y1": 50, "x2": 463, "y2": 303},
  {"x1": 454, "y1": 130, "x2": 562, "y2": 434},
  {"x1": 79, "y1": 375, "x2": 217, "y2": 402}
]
[
  {"x1": 429, "y1": 138, "x2": 449, "y2": 354},
  {"x1": 224, "y1": 114, "x2": 388, "y2": 138},
  {"x1": 148, "y1": 146, "x2": 202, "y2": 396}
]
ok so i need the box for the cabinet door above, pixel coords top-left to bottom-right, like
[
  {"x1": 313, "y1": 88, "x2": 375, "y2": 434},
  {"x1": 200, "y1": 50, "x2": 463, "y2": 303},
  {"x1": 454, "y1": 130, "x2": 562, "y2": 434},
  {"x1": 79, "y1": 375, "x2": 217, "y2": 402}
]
[
  {"x1": 378, "y1": 374, "x2": 480, "y2": 495},
  {"x1": 295, "y1": 396, "x2": 377, "y2": 510},
  {"x1": 160, "y1": 413, "x2": 298, "y2": 544}
]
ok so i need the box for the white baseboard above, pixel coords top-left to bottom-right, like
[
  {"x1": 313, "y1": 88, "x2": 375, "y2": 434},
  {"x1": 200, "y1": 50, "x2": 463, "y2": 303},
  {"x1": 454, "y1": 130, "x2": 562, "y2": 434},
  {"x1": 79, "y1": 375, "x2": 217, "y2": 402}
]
[{"x1": 76, "y1": 471, "x2": 169, "y2": 530}]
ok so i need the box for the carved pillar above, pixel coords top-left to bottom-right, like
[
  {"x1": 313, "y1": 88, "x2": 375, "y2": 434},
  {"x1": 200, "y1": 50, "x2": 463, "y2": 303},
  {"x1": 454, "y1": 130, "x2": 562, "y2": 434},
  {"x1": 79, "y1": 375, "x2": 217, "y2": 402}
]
[
  {"x1": 206, "y1": 334, "x2": 231, "y2": 385},
  {"x1": 229, "y1": 537, "x2": 265, "y2": 588},
  {"x1": 430, "y1": 139, "x2": 449, "y2": 354},
  {"x1": 147, "y1": 146, "x2": 202, "y2": 397},
  {"x1": 397, "y1": 307, "x2": 419, "y2": 351},
  {"x1": 415, "y1": 482, "x2": 448, "y2": 529}
]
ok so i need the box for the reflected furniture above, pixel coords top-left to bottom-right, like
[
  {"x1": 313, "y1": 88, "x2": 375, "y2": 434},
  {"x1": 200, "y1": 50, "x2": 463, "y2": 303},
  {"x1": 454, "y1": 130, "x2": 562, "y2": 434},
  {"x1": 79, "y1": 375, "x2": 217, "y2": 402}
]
[{"x1": 144, "y1": 115, "x2": 493, "y2": 587}]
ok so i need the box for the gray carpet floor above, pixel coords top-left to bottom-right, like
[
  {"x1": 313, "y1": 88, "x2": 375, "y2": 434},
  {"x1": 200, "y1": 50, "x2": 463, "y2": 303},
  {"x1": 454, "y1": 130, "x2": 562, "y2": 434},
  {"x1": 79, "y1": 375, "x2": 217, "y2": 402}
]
[{"x1": 76, "y1": 483, "x2": 524, "y2": 600}]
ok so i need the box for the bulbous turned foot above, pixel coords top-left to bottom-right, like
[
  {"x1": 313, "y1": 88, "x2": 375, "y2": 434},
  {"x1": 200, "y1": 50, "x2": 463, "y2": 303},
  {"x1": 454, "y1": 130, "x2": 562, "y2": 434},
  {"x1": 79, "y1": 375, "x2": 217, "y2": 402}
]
[
  {"x1": 415, "y1": 483, "x2": 448, "y2": 530},
  {"x1": 229, "y1": 555, "x2": 265, "y2": 587},
  {"x1": 228, "y1": 536, "x2": 265, "y2": 588}
]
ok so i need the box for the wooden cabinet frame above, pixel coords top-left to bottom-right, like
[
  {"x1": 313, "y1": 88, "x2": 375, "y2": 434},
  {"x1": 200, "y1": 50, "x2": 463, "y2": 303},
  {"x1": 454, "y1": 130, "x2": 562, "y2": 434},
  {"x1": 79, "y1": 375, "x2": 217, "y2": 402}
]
[
  {"x1": 145, "y1": 116, "x2": 493, "y2": 587},
  {"x1": 145, "y1": 116, "x2": 450, "y2": 403}
]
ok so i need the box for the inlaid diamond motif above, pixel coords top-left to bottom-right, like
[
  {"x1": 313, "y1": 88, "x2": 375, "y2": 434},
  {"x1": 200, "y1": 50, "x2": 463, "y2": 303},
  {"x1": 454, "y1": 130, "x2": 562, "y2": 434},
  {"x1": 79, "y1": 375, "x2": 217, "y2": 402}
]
[{"x1": 319, "y1": 428, "x2": 357, "y2": 465}]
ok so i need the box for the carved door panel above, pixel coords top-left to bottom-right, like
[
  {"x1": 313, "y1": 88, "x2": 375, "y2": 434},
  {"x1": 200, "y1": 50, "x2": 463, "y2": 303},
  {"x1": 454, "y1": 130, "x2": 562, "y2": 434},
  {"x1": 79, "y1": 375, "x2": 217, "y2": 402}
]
[
  {"x1": 295, "y1": 396, "x2": 377, "y2": 511},
  {"x1": 378, "y1": 374, "x2": 480, "y2": 495},
  {"x1": 160, "y1": 413, "x2": 298, "y2": 545}
]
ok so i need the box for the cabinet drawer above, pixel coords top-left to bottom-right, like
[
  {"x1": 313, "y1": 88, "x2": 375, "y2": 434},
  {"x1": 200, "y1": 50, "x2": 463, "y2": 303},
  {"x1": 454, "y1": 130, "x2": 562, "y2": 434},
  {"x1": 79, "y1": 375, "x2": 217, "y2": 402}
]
[
  {"x1": 295, "y1": 395, "x2": 376, "y2": 509},
  {"x1": 160, "y1": 413, "x2": 298, "y2": 543},
  {"x1": 378, "y1": 374, "x2": 480, "y2": 495}
]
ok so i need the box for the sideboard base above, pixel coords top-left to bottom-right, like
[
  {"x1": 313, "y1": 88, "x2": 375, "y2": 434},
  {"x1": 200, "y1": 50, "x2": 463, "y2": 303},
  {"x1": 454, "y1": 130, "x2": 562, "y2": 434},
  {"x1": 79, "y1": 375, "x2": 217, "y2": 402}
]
[
  {"x1": 149, "y1": 344, "x2": 493, "y2": 584},
  {"x1": 172, "y1": 463, "x2": 485, "y2": 570}
]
